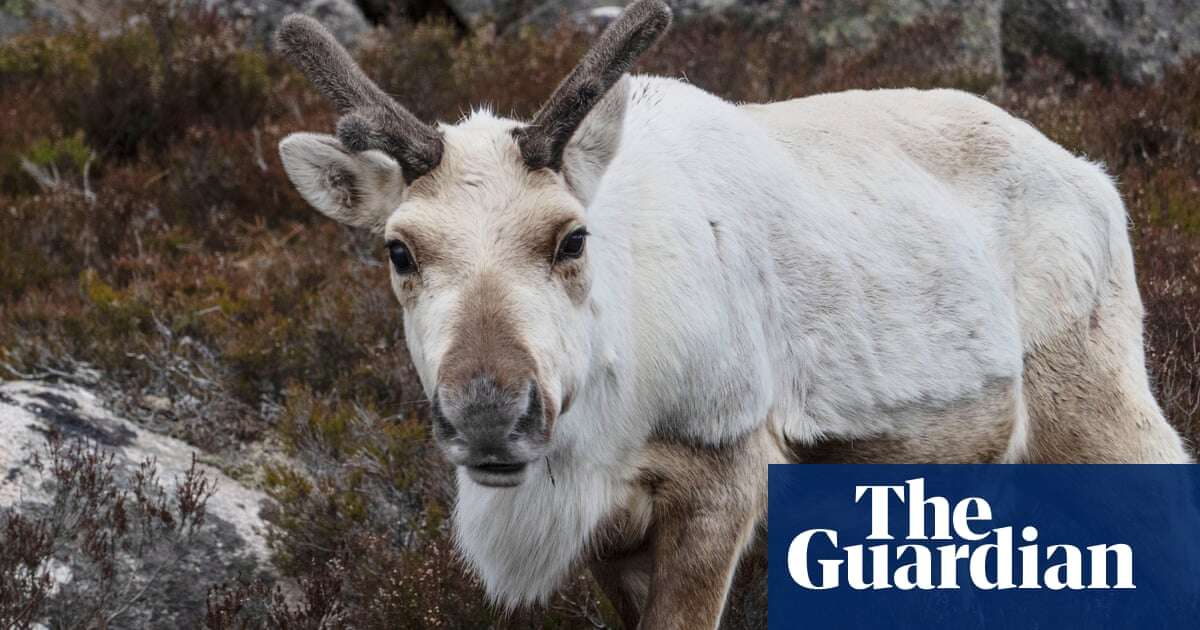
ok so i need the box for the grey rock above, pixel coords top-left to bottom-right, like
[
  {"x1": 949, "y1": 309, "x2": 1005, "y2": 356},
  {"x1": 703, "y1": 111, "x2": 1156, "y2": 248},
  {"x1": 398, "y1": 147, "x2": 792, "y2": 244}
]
[
  {"x1": 5, "y1": 1, "x2": 1196, "y2": 83},
  {"x1": 445, "y1": 0, "x2": 1003, "y2": 80},
  {"x1": 0, "y1": 0, "x2": 370, "y2": 46},
  {"x1": 780, "y1": 0, "x2": 1003, "y2": 82},
  {"x1": 1003, "y1": 0, "x2": 1200, "y2": 82},
  {"x1": 443, "y1": 0, "x2": 1198, "y2": 84},
  {"x1": 443, "y1": 0, "x2": 733, "y2": 26},
  {"x1": 302, "y1": 0, "x2": 371, "y2": 44},
  {"x1": 442, "y1": 0, "x2": 735, "y2": 29},
  {"x1": 0, "y1": 379, "x2": 271, "y2": 628},
  {"x1": 204, "y1": 0, "x2": 370, "y2": 46},
  {"x1": 445, "y1": 0, "x2": 496, "y2": 26}
]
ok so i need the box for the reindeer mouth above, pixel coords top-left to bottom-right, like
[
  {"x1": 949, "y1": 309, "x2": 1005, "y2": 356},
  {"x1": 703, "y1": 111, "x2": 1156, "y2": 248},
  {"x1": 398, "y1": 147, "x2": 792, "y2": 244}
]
[
  {"x1": 474, "y1": 462, "x2": 526, "y2": 474},
  {"x1": 466, "y1": 462, "x2": 529, "y2": 487}
]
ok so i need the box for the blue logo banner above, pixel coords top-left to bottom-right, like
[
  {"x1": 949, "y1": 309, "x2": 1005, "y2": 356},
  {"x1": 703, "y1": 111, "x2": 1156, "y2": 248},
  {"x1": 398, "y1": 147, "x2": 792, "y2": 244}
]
[{"x1": 767, "y1": 465, "x2": 1200, "y2": 629}]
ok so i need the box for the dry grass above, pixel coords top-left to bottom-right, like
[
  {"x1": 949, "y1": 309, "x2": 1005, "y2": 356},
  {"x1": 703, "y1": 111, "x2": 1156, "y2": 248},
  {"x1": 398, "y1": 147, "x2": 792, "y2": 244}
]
[{"x1": 0, "y1": 2, "x2": 1197, "y2": 626}]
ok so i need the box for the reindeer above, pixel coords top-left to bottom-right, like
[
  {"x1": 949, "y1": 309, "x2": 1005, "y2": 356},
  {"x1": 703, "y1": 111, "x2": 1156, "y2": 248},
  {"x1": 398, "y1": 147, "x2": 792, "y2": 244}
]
[{"x1": 273, "y1": 1, "x2": 1189, "y2": 627}]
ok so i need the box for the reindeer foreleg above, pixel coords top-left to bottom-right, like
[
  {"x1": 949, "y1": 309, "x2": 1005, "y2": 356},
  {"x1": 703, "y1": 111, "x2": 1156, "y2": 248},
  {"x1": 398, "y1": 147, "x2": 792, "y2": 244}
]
[{"x1": 635, "y1": 426, "x2": 776, "y2": 630}]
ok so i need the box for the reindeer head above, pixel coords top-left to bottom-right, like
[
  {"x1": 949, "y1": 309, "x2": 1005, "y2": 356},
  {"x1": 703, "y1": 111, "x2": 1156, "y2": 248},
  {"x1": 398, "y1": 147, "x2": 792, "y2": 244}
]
[{"x1": 276, "y1": 1, "x2": 671, "y2": 488}]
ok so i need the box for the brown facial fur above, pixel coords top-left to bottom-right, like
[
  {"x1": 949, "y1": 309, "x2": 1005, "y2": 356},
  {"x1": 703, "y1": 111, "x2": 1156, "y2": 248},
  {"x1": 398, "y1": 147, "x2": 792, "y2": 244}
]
[
  {"x1": 387, "y1": 119, "x2": 588, "y2": 284},
  {"x1": 438, "y1": 270, "x2": 536, "y2": 397},
  {"x1": 385, "y1": 118, "x2": 594, "y2": 423}
]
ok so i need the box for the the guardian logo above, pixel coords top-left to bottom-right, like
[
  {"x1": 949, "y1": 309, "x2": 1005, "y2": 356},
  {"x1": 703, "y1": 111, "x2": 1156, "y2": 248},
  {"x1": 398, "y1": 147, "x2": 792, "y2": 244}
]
[{"x1": 787, "y1": 478, "x2": 1134, "y2": 591}]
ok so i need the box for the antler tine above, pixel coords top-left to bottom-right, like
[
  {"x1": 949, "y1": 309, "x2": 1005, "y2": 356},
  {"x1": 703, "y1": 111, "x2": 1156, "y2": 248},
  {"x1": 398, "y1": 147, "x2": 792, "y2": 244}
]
[
  {"x1": 276, "y1": 15, "x2": 443, "y2": 183},
  {"x1": 516, "y1": 0, "x2": 672, "y2": 171}
]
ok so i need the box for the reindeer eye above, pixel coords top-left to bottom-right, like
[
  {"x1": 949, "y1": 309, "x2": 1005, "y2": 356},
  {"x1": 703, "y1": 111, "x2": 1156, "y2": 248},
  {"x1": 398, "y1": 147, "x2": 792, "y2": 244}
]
[
  {"x1": 556, "y1": 228, "x2": 588, "y2": 262},
  {"x1": 387, "y1": 240, "x2": 416, "y2": 274}
]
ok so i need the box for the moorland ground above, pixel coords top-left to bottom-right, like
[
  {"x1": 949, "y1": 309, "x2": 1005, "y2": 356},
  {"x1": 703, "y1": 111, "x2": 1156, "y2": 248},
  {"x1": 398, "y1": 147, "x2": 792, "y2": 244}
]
[{"x1": 1, "y1": 3, "x2": 1197, "y2": 627}]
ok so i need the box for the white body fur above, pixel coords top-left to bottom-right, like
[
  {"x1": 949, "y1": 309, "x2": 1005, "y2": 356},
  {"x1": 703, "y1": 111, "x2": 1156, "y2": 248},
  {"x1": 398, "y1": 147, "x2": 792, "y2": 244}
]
[
  {"x1": 448, "y1": 76, "x2": 1187, "y2": 606},
  {"x1": 275, "y1": 5, "x2": 1186, "y2": 618},
  {"x1": 278, "y1": 30, "x2": 1190, "y2": 614}
]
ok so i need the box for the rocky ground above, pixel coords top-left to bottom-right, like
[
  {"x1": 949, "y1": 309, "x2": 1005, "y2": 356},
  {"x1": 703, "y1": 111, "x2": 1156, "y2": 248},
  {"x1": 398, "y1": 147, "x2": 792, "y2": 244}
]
[
  {"x1": 3, "y1": 1, "x2": 1198, "y2": 83},
  {"x1": 0, "y1": 376, "x2": 271, "y2": 627},
  {"x1": 0, "y1": 1, "x2": 1197, "y2": 628}
]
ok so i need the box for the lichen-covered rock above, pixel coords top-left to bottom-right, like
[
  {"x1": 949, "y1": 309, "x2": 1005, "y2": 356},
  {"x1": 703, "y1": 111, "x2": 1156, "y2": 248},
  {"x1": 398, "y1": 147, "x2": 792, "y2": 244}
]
[
  {"x1": 445, "y1": 0, "x2": 1004, "y2": 83},
  {"x1": 204, "y1": 0, "x2": 370, "y2": 46},
  {"x1": 6, "y1": 1, "x2": 1197, "y2": 83},
  {"x1": 0, "y1": 379, "x2": 271, "y2": 628},
  {"x1": 443, "y1": 0, "x2": 736, "y2": 26},
  {"x1": 0, "y1": 0, "x2": 370, "y2": 46},
  {"x1": 1003, "y1": 0, "x2": 1200, "y2": 83},
  {"x1": 781, "y1": 0, "x2": 1003, "y2": 84},
  {"x1": 442, "y1": 0, "x2": 1199, "y2": 84}
]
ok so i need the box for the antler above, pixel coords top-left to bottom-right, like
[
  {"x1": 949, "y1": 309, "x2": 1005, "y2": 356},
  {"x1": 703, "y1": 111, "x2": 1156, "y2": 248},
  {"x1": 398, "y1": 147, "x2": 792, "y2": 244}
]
[
  {"x1": 275, "y1": 15, "x2": 443, "y2": 184},
  {"x1": 515, "y1": 0, "x2": 672, "y2": 171}
]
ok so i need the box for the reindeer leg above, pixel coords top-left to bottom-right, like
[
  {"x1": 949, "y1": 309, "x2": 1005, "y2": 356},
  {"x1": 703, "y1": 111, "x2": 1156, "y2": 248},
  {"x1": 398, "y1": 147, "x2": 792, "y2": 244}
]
[{"x1": 636, "y1": 426, "x2": 776, "y2": 630}]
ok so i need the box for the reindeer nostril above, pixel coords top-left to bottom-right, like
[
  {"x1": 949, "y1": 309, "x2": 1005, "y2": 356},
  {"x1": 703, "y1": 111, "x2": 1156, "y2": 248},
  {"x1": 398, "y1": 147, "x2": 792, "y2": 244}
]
[
  {"x1": 431, "y1": 376, "x2": 548, "y2": 464},
  {"x1": 511, "y1": 380, "x2": 545, "y2": 436},
  {"x1": 430, "y1": 393, "x2": 458, "y2": 440}
]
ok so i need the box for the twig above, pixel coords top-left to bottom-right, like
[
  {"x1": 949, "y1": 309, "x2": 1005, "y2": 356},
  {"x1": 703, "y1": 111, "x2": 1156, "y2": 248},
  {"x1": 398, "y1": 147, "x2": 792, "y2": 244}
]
[
  {"x1": 251, "y1": 127, "x2": 269, "y2": 173},
  {"x1": 19, "y1": 158, "x2": 59, "y2": 191},
  {"x1": 81, "y1": 151, "x2": 97, "y2": 205}
]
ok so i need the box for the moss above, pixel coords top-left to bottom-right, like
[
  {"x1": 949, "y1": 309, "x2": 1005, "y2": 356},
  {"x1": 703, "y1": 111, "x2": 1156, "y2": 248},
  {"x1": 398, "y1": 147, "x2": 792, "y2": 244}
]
[
  {"x1": 262, "y1": 464, "x2": 312, "y2": 504},
  {"x1": 81, "y1": 269, "x2": 121, "y2": 307},
  {"x1": 25, "y1": 131, "x2": 92, "y2": 172},
  {"x1": 1162, "y1": 194, "x2": 1200, "y2": 235},
  {"x1": 1139, "y1": 169, "x2": 1200, "y2": 236},
  {"x1": 78, "y1": 269, "x2": 154, "y2": 342},
  {"x1": 230, "y1": 49, "x2": 271, "y2": 104}
]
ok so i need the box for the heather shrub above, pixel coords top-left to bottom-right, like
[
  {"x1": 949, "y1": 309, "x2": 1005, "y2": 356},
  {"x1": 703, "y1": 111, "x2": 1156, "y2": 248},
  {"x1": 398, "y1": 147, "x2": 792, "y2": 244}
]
[
  {"x1": 261, "y1": 385, "x2": 436, "y2": 575},
  {"x1": 0, "y1": 514, "x2": 53, "y2": 629},
  {"x1": 0, "y1": 437, "x2": 214, "y2": 628},
  {"x1": 41, "y1": 4, "x2": 275, "y2": 161},
  {"x1": 23, "y1": 132, "x2": 92, "y2": 179},
  {"x1": 0, "y1": 3, "x2": 1196, "y2": 627}
]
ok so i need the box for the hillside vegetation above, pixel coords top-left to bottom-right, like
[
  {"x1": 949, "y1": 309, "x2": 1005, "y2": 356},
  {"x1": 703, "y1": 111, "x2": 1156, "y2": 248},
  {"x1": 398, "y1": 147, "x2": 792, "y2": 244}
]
[{"x1": 0, "y1": 2, "x2": 1197, "y2": 627}]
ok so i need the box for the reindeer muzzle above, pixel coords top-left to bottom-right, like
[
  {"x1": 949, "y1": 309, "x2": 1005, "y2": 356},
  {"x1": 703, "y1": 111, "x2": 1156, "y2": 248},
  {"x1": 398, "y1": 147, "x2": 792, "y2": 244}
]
[{"x1": 432, "y1": 377, "x2": 549, "y2": 487}]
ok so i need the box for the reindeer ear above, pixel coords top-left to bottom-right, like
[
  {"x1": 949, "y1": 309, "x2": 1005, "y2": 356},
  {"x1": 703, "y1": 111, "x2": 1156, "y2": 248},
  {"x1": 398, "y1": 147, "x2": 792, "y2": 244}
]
[
  {"x1": 279, "y1": 132, "x2": 403, "y2": 231},
  {"x1": 561, "y1": 75, "x2": 629, "y2": 204}
]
